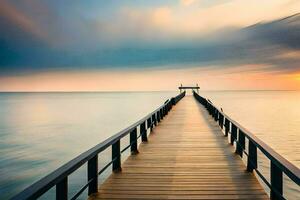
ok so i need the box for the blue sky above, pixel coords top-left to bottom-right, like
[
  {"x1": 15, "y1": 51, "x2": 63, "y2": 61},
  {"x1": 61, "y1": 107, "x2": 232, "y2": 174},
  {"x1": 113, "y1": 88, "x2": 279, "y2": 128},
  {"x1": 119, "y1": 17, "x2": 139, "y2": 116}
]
[{"x1": 0, "y1": 0, "x2": 299, "y2": 90}]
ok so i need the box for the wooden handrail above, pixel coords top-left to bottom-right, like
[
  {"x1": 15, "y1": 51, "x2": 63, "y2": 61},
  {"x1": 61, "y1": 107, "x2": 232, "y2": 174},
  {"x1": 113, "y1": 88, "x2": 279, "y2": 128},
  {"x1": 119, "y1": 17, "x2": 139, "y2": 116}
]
[
  {"x1": 193, "y1": 91, "x2": 300, "y2": 200},
  {"x1": 11, "y1": 92, "x2": 186, "y2": 200}
]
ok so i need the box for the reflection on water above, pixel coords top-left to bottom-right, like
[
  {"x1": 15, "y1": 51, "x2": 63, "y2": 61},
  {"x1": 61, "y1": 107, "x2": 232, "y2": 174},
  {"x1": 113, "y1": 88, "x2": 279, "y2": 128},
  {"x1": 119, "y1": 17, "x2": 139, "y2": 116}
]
[
  {"x1": 201, "y1": 90, "x2": 300, "y2": 200},
  {"x1": 0, "y1": 91, "x2": 299, "y2": 199}
]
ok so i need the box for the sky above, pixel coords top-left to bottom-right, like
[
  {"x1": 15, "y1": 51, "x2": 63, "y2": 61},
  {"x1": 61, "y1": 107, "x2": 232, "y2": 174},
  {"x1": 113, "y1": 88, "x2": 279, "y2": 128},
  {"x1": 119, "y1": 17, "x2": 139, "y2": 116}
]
[{"x1": 0, "y1": 0, "x2": 300, "y2": 91}]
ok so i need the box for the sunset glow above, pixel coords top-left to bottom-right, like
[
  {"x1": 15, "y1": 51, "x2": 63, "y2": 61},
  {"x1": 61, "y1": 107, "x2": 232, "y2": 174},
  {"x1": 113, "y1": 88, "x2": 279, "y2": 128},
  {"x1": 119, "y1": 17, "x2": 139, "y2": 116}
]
[{"x1": 1, "y1": 65, "x2": 300, "y2": 91}]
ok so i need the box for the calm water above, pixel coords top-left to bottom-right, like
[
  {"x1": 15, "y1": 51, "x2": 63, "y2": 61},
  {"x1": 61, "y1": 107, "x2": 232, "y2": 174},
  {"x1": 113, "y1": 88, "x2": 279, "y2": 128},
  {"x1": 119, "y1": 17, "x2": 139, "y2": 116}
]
[{"x1": 0, "y1": 91, "x2": 299, "y2": 199}]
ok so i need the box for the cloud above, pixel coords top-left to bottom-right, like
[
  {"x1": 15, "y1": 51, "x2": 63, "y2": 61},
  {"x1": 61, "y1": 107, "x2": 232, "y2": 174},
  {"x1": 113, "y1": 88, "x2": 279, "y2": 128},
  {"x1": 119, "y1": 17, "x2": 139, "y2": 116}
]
[
  {"x1": 0, "y1": 0, "x2": 48, "y2": 40},
  {"x1": 180, "y1": 0, "x2": 196, "y2": 6},
  {"x1": 1, "y1": 0, "x2": 298, "y2": 47},
  {"x1": 0, "y1": 0, "x2": 299, "y2": 77},
  {"x1": 1, "y1": 13, "x2": 300, "y2": 76}
]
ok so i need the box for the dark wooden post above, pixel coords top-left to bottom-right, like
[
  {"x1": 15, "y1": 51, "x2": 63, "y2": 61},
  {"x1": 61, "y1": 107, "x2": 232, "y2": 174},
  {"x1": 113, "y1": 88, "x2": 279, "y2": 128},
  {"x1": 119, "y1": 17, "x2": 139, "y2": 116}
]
[
  {"x1": 56, "y1": 177, "x2": 68, "y2": 200},
  {"x1": 214, "y1": 109, "x2": 218, "y2": 121},
  {"x1": 171, "y1": 97, "x2": 175, "y2": 105},
  {"x1": 157, "y1": 111, "x2": 161, "y2": 123},
  {"x1": 231, "y1": 124, "x2": 237, "y2": 145},
  {"x1": 219, "y1": 114, "x2": 224, "y2": 129},
  {"x1": 159, "y1": 109, "x2": 163, "y2": 120},
  {"x1": 224, "y1": 118, "x2": 230, "y2": 137},
  {"x1": 166, "y1": 103, "x2": 170, "y2": 113},
  {"x1": 270, "y1": 162, "x2": 283, "y2": 200},
  {"x1": 147, "y1": 118, "x2": 152, "y2": 132},
  {"x1": 141, "y1": 122, "x2": 147, "y2": 142},
  {"x1": 112, "y1": 140, "x2": 121, "y2": 172},
  {"x1": 247, "y1": 140, "x2": 257, "y2": 172},
  {"x1": 130, "y1": 128, "x2": 138, "y2": 154},
  {"x1": 152, "y1": 114, "x2": 157, "y2": 126},
  {"x1": 158, "y1": 109, "x2": 161, "y2": 120},
  {"x1": 88, "y1": 155, "x2": 98, "y2": 195},
  {"x1": 165, "y1": 105, "x2": 168, "y2": 115},
  {"x1": 236, "y1": 130, "x2": 245, "y2": 157}
]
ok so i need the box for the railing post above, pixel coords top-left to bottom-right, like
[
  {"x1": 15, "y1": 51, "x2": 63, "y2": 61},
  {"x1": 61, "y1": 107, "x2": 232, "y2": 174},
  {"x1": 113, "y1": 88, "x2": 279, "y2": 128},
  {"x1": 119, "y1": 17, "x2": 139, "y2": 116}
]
[
  {"x1": 224, "y1": 118, "x2": 229, "y2": 137},
  {"x1": 231, "y1": 124, "x2": 237, "y2": 145},
  {"x1": 130, "y1": 128, "x2": 138, "y2": 154},
  {"x1": 207, "y1": 104, "x2": 210, "y2": 114},
  {"x1": 247, "y1": 140, "x2": 257, "y2": 172},
  {"x1": 171, "y1": 97, "x2": 175, "y2": 105},
  {"x1": 56, "y1": 177, "x2": 68, "y2": 200},
  {"x1": 158, "y1": 109, "x2": 161, "y2": 120},
  {"x1": 271, "y1": 162, "x2": 283, "y2": 200},
  {"x1": 147, "y1": 118, "x2": 152, "y2": 132},
  {"x1": 214, "y1": 109, "x2": 218, "y2": 121},
  {"x1": 167, "y1": 102, "x2": 171, "y2": 113},
  {"x1": 157, "y1": 111, "x2": 161, "y2": 123},
  {"x1": 219, "y1": 114, "x2": 224, "y2": 129},
  {"x1": 88, "y1": 155, "x2": 98, "y2": 195},
  {"x1": 141, "y1": 122, "x2": 147, "y2": 142},
  {"x1": 152, "y1": 114, "x2": 157, "y2": 126},
  {"x1": 152, "y1": 114, "x2": 155, "y2": 127},
  {"x1": 236, "y1": 130, "x2": 245, "y2": 157},
  {"x1": 112, "y1": 140, "x2": 121, "y2": 172}
]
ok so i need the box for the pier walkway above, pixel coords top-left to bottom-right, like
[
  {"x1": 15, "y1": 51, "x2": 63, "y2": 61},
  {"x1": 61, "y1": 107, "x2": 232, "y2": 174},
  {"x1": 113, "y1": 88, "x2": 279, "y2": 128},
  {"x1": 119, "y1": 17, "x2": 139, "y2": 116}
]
[{"x1": 90, "y1": 96, "x2": 267, "y2": 199}]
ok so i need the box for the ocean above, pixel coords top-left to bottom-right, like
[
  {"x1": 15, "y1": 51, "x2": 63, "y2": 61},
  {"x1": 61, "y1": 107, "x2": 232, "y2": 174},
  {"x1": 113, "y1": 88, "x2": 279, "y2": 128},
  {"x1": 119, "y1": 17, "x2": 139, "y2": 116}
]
[{"x1": 0, "y1": 91, "x2": 299, "y2": 199}]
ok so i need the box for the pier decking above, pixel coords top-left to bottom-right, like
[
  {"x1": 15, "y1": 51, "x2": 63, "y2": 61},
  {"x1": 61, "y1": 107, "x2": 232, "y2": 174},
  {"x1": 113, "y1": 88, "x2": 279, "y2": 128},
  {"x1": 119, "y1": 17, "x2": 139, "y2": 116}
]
[{"x1": 90, "y1": 96, "x2": 267, "y2": 199}]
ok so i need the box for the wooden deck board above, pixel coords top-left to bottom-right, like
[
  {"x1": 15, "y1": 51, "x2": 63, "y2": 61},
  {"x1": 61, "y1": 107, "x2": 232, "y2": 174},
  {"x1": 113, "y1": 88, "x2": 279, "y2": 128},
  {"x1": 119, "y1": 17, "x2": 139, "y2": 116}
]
[{"x1": 89, "y1": 96, "x2": 268, "y2": 199}]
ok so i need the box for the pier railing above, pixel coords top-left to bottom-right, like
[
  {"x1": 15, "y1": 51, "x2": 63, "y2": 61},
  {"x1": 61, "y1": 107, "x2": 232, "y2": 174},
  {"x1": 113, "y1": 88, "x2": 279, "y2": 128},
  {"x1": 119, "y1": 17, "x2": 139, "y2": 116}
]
[
  {"x1": 11, "y1": 92, "x2": 185, "y2": 200},
  {"x1": 193, "y1": 91, "x2": 300, "y2": 200}
]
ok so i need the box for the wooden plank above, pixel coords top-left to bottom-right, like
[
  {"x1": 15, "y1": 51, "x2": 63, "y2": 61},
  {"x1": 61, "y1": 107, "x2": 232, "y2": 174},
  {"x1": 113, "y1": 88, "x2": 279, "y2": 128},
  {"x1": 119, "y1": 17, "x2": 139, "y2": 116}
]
[{"x1": 89, "y1": 96, "x2": 268, "y2": 200}]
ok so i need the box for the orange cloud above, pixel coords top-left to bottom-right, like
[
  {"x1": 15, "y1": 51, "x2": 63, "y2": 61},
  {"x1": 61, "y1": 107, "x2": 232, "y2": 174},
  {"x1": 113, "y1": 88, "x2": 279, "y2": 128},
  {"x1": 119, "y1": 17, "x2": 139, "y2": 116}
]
[
  {"x1": 96, "y1": 0, "x2": 300, "y2": 41},
  {"x1": 152, "y1": 7, "x2": 172, "y2": 27},
  {"x1": 180, "y1": 0, "x2": 196, "y2": 6}
]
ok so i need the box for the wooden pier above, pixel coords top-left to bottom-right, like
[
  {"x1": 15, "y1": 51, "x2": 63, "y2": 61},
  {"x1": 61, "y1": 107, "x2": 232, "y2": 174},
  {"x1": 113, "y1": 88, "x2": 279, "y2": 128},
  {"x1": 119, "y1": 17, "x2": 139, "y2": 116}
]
[
  {"x1": 91, "y1": 96, "x2": 267, "y2": 199},
  {"x1": 12, "y1": 88, "x2": 299, "y2": 200}
]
